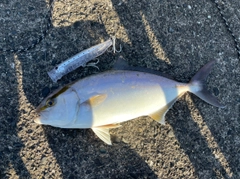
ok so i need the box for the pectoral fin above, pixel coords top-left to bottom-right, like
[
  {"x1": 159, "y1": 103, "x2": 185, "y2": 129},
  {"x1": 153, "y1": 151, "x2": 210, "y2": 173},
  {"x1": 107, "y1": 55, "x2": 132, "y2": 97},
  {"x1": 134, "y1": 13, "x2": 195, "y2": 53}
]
[
  {"x1": 88, "y1": 94, "x2": 107, "y2": 107},
  {"x1": 92, "y1": 127, "x2": 112, "y2": 145}
]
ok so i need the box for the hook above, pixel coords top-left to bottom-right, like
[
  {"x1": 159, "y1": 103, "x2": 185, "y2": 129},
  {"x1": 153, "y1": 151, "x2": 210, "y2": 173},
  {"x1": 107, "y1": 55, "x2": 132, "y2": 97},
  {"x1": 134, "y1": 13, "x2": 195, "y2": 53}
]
[
  {"x1": 86, "y1": 59, "x2": 100, "y2": 70},
  {"x1": 110, "y1": 36, "x2": 122, "y2": 53}
]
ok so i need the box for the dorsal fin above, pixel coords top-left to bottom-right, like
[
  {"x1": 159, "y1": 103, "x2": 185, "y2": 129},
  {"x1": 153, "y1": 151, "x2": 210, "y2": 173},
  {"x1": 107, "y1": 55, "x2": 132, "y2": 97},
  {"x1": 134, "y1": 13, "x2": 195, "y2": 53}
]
[{"x1": 113, "y1": 56, "x2": 173, "y2": 79}]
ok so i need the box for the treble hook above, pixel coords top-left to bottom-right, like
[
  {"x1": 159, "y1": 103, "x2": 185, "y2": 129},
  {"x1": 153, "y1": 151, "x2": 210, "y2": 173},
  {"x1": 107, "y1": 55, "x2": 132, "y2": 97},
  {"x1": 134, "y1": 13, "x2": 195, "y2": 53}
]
[
  {"x1": 109, "y1": 36, "x2": 122, "y2": 53},
  {"x1": 86, "y1": 59, "x2": 100, "y2": 70}
]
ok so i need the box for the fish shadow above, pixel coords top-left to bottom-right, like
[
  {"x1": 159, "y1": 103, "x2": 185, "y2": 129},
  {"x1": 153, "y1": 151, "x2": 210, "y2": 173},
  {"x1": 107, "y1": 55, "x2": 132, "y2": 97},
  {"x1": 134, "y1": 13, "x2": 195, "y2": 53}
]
[{"x1": 44, "y1": 127, "x2": 158, "y2": 178}]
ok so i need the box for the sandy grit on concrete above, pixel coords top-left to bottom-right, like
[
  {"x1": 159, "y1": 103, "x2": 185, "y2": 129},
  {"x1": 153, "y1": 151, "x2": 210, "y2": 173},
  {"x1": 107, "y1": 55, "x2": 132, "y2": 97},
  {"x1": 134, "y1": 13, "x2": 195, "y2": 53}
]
[{"x1": 0, "y1": 0, "x2": 239, "y2": 178}]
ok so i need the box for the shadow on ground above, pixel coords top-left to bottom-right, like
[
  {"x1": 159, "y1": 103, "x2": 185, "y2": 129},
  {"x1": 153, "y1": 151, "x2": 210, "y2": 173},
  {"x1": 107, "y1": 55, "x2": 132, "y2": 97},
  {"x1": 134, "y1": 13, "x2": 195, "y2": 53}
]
[
  {"x1": 0, "y1": 55, "x2": 31, "y2": 178},
  {"x1": 0, "y1": 0, "x2": 239, "y2": 178}
]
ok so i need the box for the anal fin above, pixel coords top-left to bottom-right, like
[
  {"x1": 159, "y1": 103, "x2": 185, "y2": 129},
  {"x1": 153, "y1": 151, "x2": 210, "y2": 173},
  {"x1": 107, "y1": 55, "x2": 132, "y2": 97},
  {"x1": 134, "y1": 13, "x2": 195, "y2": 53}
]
[
  {"x1": 92, "y1": 124, "x2": 121, "y2": 145},
  {"x1": 149, "y1": 95, "x2": 183, "y2": 125},
  {"x1": 149, "y1": 106, "x2": 168, "y2": 125},
  {"x1": 95, "y1": 123, "x2": 121, "y2": 129}
]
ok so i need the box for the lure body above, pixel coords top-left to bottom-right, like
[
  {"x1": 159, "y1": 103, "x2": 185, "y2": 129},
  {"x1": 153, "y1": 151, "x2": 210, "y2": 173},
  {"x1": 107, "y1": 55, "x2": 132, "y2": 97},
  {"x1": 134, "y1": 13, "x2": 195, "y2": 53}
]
[{"x1": 48, "y1": 38, "x2": 113, "y2": 82}]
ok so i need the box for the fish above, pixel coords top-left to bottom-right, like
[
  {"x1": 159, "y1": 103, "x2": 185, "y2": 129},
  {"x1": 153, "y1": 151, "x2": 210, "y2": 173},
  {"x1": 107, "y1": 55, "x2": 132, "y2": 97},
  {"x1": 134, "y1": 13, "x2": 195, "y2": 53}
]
[{"x1": 35, "y1": 58, "x2": 225, "y2": 145}]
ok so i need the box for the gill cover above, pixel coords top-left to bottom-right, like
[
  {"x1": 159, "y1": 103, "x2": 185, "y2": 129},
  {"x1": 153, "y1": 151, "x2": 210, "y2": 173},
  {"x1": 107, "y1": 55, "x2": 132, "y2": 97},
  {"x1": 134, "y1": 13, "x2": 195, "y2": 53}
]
[{"x1": 35, "y1": 86, "x2": 79, "y2": 127}]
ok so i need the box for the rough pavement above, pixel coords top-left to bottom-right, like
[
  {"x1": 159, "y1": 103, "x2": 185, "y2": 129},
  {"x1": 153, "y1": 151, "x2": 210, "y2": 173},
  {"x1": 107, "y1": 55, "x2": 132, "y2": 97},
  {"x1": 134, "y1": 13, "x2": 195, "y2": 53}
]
[{"x1": 0, "y1": 0, "x2": 239, "y2": 178}]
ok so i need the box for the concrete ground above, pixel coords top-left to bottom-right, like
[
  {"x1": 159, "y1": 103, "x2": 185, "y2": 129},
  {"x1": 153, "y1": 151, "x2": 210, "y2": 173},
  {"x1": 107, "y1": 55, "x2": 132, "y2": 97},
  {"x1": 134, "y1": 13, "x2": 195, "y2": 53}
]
[{"x1": 0, "y1": 0, "x2": 239, "y2": 178}]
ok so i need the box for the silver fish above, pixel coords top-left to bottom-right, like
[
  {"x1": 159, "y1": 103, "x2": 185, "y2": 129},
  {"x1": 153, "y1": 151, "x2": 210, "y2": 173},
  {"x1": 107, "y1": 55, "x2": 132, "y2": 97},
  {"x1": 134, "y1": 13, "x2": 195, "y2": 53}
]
[{"x1": 35, "y1": 60, "x2": 224, "y2": 145}]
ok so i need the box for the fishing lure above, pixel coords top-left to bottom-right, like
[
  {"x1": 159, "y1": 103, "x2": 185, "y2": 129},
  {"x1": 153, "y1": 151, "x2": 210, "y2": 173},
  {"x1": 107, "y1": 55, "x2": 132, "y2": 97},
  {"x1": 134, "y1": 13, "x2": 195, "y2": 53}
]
[{"x1": 48, "y1": 38, "x2": 114, "y2": 82}]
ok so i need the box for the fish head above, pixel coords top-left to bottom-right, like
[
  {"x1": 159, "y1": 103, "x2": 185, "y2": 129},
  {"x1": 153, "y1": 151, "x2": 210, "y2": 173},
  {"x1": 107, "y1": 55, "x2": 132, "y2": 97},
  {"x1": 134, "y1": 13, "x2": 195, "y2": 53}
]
[{"x1": 34, "y1": 86, "x2": 78, "y2": 127}]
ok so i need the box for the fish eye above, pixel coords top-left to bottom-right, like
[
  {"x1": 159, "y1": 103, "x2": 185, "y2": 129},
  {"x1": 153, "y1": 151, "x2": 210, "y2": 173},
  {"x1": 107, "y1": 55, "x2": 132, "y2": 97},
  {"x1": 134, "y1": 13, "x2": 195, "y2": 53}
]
[{"x1": 46, "y1": 99, "x2": 55, "y2": 107}]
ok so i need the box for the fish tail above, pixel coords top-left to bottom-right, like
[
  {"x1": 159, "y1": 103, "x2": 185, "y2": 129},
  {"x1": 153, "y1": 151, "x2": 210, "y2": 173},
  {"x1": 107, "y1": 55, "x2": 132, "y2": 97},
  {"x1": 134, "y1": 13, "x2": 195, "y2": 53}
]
[{"x1": 189, "y1": 60, "x2": 225, "y2": 108}]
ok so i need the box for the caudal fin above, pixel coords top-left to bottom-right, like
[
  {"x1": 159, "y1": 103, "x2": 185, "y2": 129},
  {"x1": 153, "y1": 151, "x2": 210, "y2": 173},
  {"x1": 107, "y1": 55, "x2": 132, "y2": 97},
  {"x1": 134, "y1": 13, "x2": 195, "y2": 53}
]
[{"x1": 190, "y1": 60, "x2": 225, "y2": 108}]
